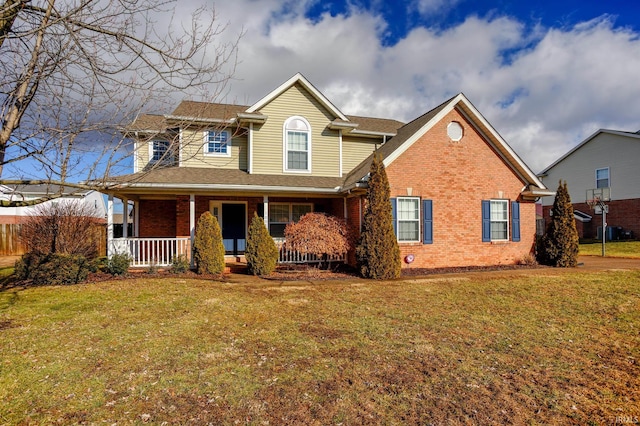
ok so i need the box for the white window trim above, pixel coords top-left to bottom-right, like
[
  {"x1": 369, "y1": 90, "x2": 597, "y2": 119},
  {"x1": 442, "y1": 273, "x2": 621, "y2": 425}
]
[
  {"x1": 268, "y1": 202, "x2": 313, "y2": 236},
  {"x1": 595, "y1": 167, "x2": 610, "y2": 189},
  {"x1": 490, "y1": 199, "x2": 509, "y2": 242},
  {"x1": 283, "y1": 116, "x2": 312, "y2": 173},
  {"x1": 203, "y1": 130, "x2": 232, "y2": 157},
  {"x1": 396, "y1": 196, "x2": 421, "y2": 243}
]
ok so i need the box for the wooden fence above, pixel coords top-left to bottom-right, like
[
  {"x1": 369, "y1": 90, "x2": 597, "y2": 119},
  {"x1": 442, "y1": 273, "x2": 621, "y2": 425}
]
[{"x1": 0, "y1": 223, "x2": 106, "y2": 257}]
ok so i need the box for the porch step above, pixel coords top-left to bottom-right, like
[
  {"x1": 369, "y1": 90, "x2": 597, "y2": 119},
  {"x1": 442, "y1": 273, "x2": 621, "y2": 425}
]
[{"x1": 226, "y1": 262, "x2": 248, "y2": 274}]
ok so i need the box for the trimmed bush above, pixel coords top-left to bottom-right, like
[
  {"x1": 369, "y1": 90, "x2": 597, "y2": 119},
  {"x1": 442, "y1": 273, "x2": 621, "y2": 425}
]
[
  {"x1": 22, "y1": 253, "x2": 90, "y2": 285},
  {"x1": 540, "y1": 181, "x2": 579, "y2": 267},
  {"x1": 193, "y1": 211, "x2": 226, "y2": 274},
  {"x1": 14, "y1": 252, "x2": 44, "y2": 281},
  {"x1": 170, "y1": 254, "x2": 191, "y2": 274},
  {"x1": 245, "y1": 212, "x2": 278, "y2": 276},
  {"x1": 356, "y1": 152, "x2": 402, "y2": 279},
  {"x1": 107, "y1": 252, "x2": 131, "y2": 276}
]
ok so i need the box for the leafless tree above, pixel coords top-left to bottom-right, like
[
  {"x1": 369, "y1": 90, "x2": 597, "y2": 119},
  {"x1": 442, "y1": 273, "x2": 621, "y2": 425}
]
[{"x1": 0, "y1": 0, "x2": 239, "y2": 206}]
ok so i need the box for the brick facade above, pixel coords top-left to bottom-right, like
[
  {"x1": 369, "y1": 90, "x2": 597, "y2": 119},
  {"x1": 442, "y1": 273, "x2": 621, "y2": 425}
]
[
  {"x1": 383, "y1": 109, "x2": 536, "y2": 269},
  {"x1": 138, "y1": 199, "x2": 176, "y2": 237}
]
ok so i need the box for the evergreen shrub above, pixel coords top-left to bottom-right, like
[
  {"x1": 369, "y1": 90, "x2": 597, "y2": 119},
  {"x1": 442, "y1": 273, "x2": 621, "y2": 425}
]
[
  {"x1": 356, "y1": 153, "x2": 402, "y2": 279},
  {"x1": 193, "y1": 211, "x2": 226, "y2": 274},
  {"x1": 540, "y1": 181, "x2": 580, "y2": 267},
  {"x1": 18, "y1": 253, "x2": 91, "y2": 285},
  {"x1": 245, "y1": 212, "x2": 278, "y2": 276},
  {"x1": 107, "y1": 252, "x2": 131, "y2": 276}
]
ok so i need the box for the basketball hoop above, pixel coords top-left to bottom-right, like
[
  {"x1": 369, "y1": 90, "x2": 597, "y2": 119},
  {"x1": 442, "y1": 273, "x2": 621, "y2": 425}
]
[
  {"x1": 586, "y1": 196, "x2": 601, "y2": 211},
  {"x1": 585, "y1": 188, "x2": 610, "y2": 257}
]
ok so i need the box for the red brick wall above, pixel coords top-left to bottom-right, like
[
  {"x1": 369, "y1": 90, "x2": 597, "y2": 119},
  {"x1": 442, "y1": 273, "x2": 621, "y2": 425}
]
[
  {"x1": 138, "y1": 199, "x2": 176, "y2": 237},
  {"x1": 544, "y1": 199, "x2": 640, "y2": 240},
  {"x1": 384, "y1": 109, "x2": 537, "y2": 269}
]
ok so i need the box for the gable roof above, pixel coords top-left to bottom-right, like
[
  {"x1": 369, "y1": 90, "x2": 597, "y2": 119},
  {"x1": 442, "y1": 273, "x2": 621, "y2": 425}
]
[
  {"x1": 343, "y1": 93, "x2": 551, "y2": 196},
  {"x1": 246, "y1": 73, "x2": 349, "y2": 121},
  {"x1": 539, "y1": 129, "x2": 640, "y2": 176}
]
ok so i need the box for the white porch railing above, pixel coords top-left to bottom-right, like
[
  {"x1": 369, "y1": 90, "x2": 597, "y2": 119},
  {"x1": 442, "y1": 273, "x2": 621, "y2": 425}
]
[
  {"x1": 110, "y1": 237, "x2": 191, "y2": 267},
  {"x1": 108, "y1": 237, "x2": 345, "y2": 267},
  {"x1": 273, "y1": 238, "x2": 346, "y2": 264}
]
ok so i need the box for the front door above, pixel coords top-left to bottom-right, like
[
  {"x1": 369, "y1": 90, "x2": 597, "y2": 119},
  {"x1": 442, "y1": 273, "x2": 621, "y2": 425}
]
[{"x1": 221, "y1": 203, "x2": 246, "y2": 256}]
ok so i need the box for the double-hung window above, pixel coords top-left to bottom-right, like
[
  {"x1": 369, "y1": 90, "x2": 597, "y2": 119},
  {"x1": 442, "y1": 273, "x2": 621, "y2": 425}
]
[
  {"x1": 396, "y1": 197, "x2": 420, "y2": 242},
  {"x1": 284, "y1": 117, "x2": 311, "y2": 172},
  {"x1": 204, "y1": 130, "x2": 230, "y2": 156},
  {"x1": 596, "y1": 167, "x2": 609, "y2": 189},
  {"x1": 489, "y1": 200, "x2": 509, "y2": 241},
  {"x1": 268, "y1": 203, "x2": 312, "y2": 237},
  {"x1": 482, "y1": 199, "x2": 520, "y2": 242},
  {"x1": 150, "y1": 140, "x2": 172, "y2": 164}
]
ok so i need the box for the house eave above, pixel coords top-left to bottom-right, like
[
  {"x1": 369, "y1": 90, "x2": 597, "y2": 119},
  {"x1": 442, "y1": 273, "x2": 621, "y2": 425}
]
[
  {"x1": 521, "y1": 188, "x2": 556, "y2": 201},
  {"x1": 103, "y1": 182, "x2": 343, "y2": 195},
  {"x1": 164, "y1": 115, "x2": 236, "y2": 125},
  {"x1": 349, "y1": 129, "x2": 396, "y2": 137},
  {"x1": 236, "y1": 112, "x2": 268, "y2": 124}
]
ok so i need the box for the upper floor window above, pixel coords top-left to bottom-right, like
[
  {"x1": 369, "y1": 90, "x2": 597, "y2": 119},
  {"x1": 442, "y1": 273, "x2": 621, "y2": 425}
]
[
  {"x1": 204, "y1": 130, "x2": 231, "y2": 156},
  {"x1": 596, "y1": 167, "x2": 609, "y2": 188},
  {"x1": 150, "y1": 140, "x2": 173, "y2": 164},
  {"x1": 284, "y1": 117, "x2": 311, "y2": 172}
]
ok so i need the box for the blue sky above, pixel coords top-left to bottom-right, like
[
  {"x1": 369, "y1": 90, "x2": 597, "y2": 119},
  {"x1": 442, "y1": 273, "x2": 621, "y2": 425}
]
[{"x1": 304, "y1": 0, "x2": 640, "y2": 45}]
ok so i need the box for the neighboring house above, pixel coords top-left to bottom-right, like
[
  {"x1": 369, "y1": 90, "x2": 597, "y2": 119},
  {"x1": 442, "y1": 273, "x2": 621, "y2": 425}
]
[
  {"x1": 103, "y1": 73, "x2": 552, "y2": 268},
  {"x1": 538, "y1": 129, "x2": 640, "y2": 239},
  {"x1": 0, "y1": 184, "x2": 107, "y2": 224}
]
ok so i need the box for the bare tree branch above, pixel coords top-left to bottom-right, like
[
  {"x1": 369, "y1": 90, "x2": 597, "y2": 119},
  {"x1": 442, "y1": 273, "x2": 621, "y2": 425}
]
[{"x1": 0, "y1": 0, "x2": 239, "y2": 207}]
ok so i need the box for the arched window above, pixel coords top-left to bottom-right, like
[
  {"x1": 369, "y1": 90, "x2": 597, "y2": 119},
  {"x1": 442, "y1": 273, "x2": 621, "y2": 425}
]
[{"x1": 284, "y1": 116, "x2": 311, "y2": 172}]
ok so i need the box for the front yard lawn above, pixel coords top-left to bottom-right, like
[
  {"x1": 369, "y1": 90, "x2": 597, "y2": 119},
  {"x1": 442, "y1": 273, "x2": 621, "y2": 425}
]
[
  {"x1": 580, "y1": 240, "x2": 640, "y2": 258},
  {"x1": 1, "y1": 271, "x2": 639, "y2": 424}
]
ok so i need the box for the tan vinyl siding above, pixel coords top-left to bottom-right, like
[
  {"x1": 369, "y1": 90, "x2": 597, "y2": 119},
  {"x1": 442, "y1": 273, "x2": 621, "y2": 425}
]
[
  {"x1": 252, "y1": 83, "x2": 340, "y2": 177},
  {"x1": 342, "y1": 136, "x2": 380, "y2": 175},
  {"x1": 541, "y1": 132, "x2": 640, "y2": 204},
  {"x1": 134, "y1": 140, "x2": 149, "y2": 173},
  {"x1": 179, "y1": 128, "x2": 248, "y2": 170}
]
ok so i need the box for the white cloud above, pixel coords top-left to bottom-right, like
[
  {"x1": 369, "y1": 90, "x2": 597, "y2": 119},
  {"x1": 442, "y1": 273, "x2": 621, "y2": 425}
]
[{"x1": 187, "y1": 1, "x2": 640, "y2": 174}]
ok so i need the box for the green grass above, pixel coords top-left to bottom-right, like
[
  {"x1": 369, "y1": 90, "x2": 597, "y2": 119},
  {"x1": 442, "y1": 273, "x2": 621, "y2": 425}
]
[
  {"x1": 580, "y1": 240, "x2": 640, "y2": 258},
  {"x1": 1, "y1": 272, "x2": 639, "y2": 424}
]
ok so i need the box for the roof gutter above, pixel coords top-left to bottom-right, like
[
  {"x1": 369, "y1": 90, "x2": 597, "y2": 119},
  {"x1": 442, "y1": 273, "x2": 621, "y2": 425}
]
[
  {"x1": 102, "y1": 182, "x2": 344, "y2": 194},
  {"x1": 164, "y1": 115, "x2": 236, "y2": 125}
]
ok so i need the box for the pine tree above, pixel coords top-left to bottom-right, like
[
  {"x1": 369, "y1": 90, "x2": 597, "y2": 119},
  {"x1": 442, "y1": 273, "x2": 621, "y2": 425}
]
[
  {"x1": 356, "y1": 153, "x2": 402, "y2": 279},
  {"x1": 193, "y1": 211, "x2": 226, "y2": 274},
  {"x1": 541, "y1": 181, "x2": 579, "y2": 267},
  {"x1": 245, "y1": 212, "x2": 279, "y2": 276}
]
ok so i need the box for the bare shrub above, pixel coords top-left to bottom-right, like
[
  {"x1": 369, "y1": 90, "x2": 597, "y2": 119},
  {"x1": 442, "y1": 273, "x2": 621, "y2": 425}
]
[{"x1": 19, "y1": 200, "x2": 104, "y2": 259}]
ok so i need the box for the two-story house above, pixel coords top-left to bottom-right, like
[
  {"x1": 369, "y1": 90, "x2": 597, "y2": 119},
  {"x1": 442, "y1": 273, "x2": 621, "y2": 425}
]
[
  {"x1": 104, "y1": 73, "x2": 552, "y2": 269},
  {"x1": 539, "y1": 129, "x2": 640, "y2": 240}
]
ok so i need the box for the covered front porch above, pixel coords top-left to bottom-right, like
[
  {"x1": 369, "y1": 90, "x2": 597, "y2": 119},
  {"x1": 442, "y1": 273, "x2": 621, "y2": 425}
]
[{"x1": 105, "y1": 193, "x2": 352, "y2": 267}]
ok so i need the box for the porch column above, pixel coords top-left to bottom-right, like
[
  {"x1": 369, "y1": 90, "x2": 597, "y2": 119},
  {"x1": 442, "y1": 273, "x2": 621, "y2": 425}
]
[
  {"x1": 107, "y1": 194, "x2": 114, "y2": 256},
  {"x1": 263, "y1": 195, "x2": 269, "y2": 227},
  {"x1": 133, "y1": 200, "x2": 140, "y2": 237},
  {"x1": 189, "y1": 194, "x2": 195, "y2": 267},
  {"x1": 121, "y1": 197, "x2": 128, "y2": 238}
]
